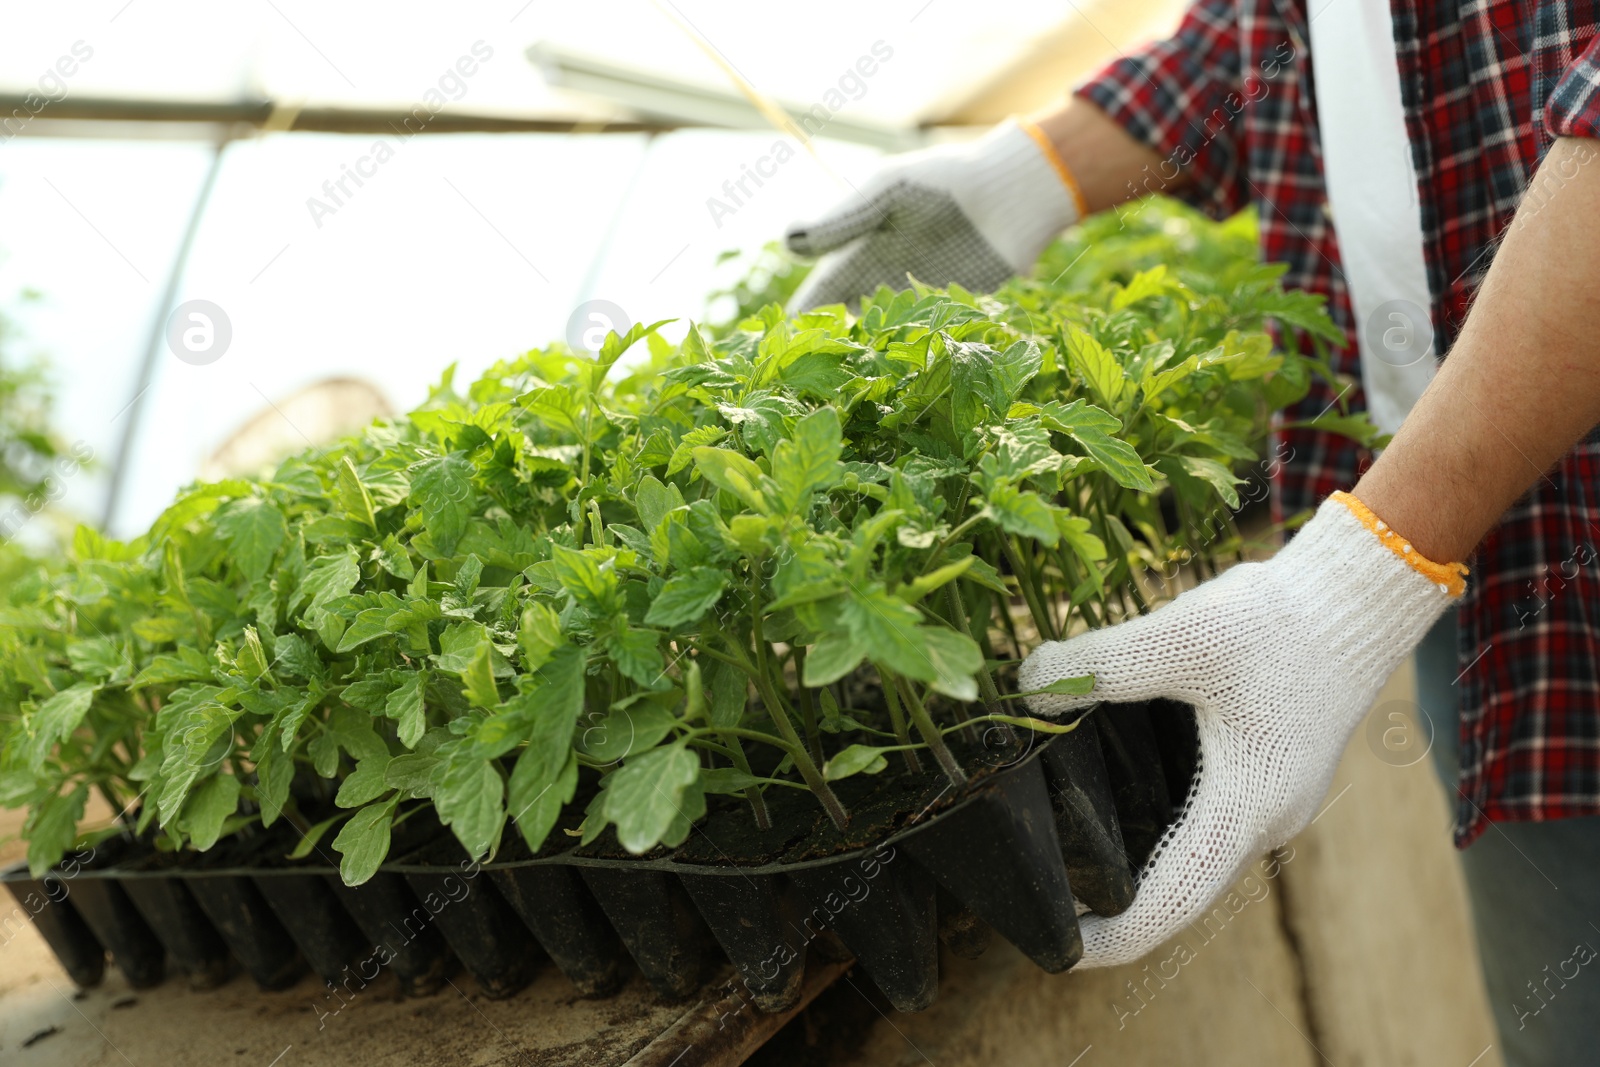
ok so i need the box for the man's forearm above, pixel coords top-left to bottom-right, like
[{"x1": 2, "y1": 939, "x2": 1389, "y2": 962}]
[
  {"x1": 1034, "y1": 100, "x2": 1179, "y2": 214},
  {"x1": 1354, "y1": 137, "x2": 1600, "y2": 562}
]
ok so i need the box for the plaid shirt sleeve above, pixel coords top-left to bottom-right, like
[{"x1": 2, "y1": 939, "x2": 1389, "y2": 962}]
[
  {"x1": 1545, "y1": 32, "x2": 1600, "y2": 136},
  {"x1": 1073, "y1": 0, "x2": 1250, "y2": 219}
]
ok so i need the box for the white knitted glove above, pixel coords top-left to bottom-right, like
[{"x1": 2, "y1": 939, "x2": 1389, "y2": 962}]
[
  {"x1": 1018, "y1": 493, "x2": 1467, "y2": 967},
  {"x1": 785, "y1": 121, "x2": 1082, "y2": 310}
]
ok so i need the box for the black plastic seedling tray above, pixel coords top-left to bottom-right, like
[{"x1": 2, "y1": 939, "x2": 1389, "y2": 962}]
[{"x1": 4, "y1": 701, "x2": 1192, "y2": 1015}]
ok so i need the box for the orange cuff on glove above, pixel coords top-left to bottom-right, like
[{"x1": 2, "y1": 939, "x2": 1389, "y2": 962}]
[{"x1": 1330, "y1": 491, "x2": 1469, "y2": 597}]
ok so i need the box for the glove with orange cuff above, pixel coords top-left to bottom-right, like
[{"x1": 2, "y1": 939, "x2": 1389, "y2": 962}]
[{"x1": 1018, "y1": 491, "x2": 1468, "y2": 967}]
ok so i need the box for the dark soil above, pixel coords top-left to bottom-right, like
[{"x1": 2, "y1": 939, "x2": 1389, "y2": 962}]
[{"x1": 673, "y1": 788, "x2": 823, "y2": 866}]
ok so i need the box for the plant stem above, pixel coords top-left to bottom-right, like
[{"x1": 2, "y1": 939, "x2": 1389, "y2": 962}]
[
  {"x1": 879, "y1": 671, "x2": 924, "y2": 773},
  {"x1": 719, "y1": 734, "x2": 771, "y2": 831},
  {"x1": 952, "y1": 712, "x2": 1086, "y2": 736},
  {"x1": 892, "y1": 674, "x2": 967, "y2": 786},
  {"x1": 999, "y1": 533, "x2": 1057, "y2": 643},
  {"x1": 995, "y1": 574, "x2": 1026, "y2": 657},
  {"x1": 791, "y1": 646, "x2": 825, "y2": 766},
  {"x1": 945, "y1": 583, "x2": 1005, "y2": 744},
  {"x1": 920, "y1": 510, "x2": 985, "y2": 576},
  {"x1": 745, "y1": 585, "x2": 849, "y2": 829},
  {"x1": 691, "y1": 642, "x2": 756, "y2": 675}
]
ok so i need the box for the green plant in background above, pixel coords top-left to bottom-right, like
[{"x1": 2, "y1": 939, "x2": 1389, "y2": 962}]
[
  {"x1": 705, "y1": 242, "x2": 810, "y2": 336},
  {"x1": 0, "y1": 292, "x2": 86, "y2": 544},
  {"x1": 0, "y1": 199, "x2": 1377, "y2": 884}
]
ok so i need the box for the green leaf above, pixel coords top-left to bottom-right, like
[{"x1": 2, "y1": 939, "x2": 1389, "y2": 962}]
[
  {"x1": 326, "y1": 705, "x2": 389, "y2": 763},
  {"x1": 985, "y1": 339, "x2": 1043, "y2": 410},
  {"x1": 28, "y1": 683, "x2": 99, "y2": 770},
  {"x1": 643, "y1": 567, "x2": 728, "y2": 628},
  {"x1": 1057, "y1": 513, "x2": 1108, "y2": 571},
  {"x1": 518, "y1": 383, "x2": 584, "y2": 437},
  {"x1": 340, "y1": 674, "x2": 396, "y2": 714},
  {"x1": 1174, "y1": 456, "x2": 1244, "y2": 510},
  {"x1": 592, "y1": 317, "x2": 671, "y2": 389},
  {"x1": 1141, "y1": 354, "x2": 1200, "y2": 403},
  {"x1": 256, "y1": 743, "x2": 294, "y2": 828},
  {"x1": 770, "y1": 406, "x2": 842, "y2": 512},
  {"x1": 409, "y1": 453, "x2": 475, "y2": 554},
  {"x1": 703, "y1": 659, "x2": 749, "y2": 728},
  {"x1": 823, "y1": 744, "x2": 890, "y2": 782},
  {"x1": 336, "y1": 755, "x2": 393, "y2": 808},
  {"x1": 1038, "y1": 399, "x2": 1155, "y2": 492},
  {"x1": 842, "y1": 590, "x2": 928, "y2": 680},
  {"x1": 237, "y1": 626, "x2": 271, "y2": 682},
  {"x1": 27, "y1": 785, "x2": 87, "y2": 877},
  {"x1": 1112, "y1": 265, "x2": 1176, "y2": 309},
  {"x1": 271, "y1": 634, "x2": 322, "y2": 683},
  {"x1": 548, "y1": 545, "x2": 617, "y2": 614},
  {"x1": 374, "y1": 534, "x2": 416, "y2": 579},
  {"x1": 519, "y1": 602, "x2": 565, "y2": 672},
  {"x1": 288, "y1": 813, "x2": 343, "y2": 860},
  {"x1": 984, "y1": 486, "x2": 1060, "y2": 546},
  {"x1": 385, "y1": 670, "x2": 428, "y2": 748},
  {"x1": 336, "y1": 455, "x2": 377, "y2": 529},
  {"x1": 216, "y1": 498, "x2": 288, "y2": 582},
  {"x1": 509, "y1": 748, "x2": 577, "y2": 854},
  {"x1": 295, "y1": 546, "x2": 361, "y2": 615},
  {"x1": 610, "y1": 626, "x2": 665, "y2": 687},
  {"x1": 1286, "y1": 411, "x2": 1390, "y2": 450},
  {"x1": 578, "y1": 704, "x2": 679, "y2": 763},
  {"x1": 666, "y1": 425, "x2": 726, "y2": 477},
  {"x1": 1021, "y1": 674, "x2": 1096, "y2": 697},
  {"x1": 1063, "y1": 326, "x2": 1127, "y2": 411},
  {"x1": 336, "y1": 594, "x2": 441, "y2": 652},
  {"x1": 600, "y1": 743, "x2": 701, "y2": 855},
  {"x1": 432, "y1": 620, "x2": 491, "y2": 673},
  {"x1": 132, "y1": 646, "x2": 215, "y2": 688},
  {"x1": 66, "y1": 637, "x2": 128, "y2": 682},
  {"x1": 900, "y1": 558, "x2": 973, "y2": 603},
  {"x1": 385, "y1": 752, "x2": 442, "y2": 798},
  {"x1": 635, "y1": 475, "x2": 685, "y2": 534},
  {"x1": 435, "y1": 754, "x2": 504, "y2": 859},
  {"x1": 917, "y1": 626, "x2": 984, "y2": 701},
  {"x1": 803, "y1": 630, "x2": 868, "y2": 686},
  {"x1": 333, "y1": 798, "x2": 397, "y2": 886},
  {"x1": 692, "y1": 447, "x2": 771, "y2": 513},
  {"x1": 503, "y1": 643, "x2": 587, "y2": 788},
  {"x1": 701, "y1": 766, "x2": 766, "y2": 794},
  {"x1": 777, "y1": 350, "x2": 851, "y2": 398},
  {"x1": 182, "y1": 773, "x2": 241, "y2": 851},
  {"x1": 461, "y1": 640, "x2": 500, "y2": 709}
]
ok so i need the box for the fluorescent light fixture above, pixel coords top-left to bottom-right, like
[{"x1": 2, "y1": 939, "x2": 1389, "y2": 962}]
[{"x1": 527, "y1": 41, "x2": 923, "y2": 151}]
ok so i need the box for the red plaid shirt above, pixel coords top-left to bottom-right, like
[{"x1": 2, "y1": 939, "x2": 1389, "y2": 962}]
[{"x1": 1078, "y1": 0, "x2": 1600, "y2": 846}]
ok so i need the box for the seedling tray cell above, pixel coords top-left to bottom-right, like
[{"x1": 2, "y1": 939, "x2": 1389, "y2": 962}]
[
  {"x1": 120, "y1": 875, "x2": 231, "y2": 990},
  {"x1": 187, "y1": 874, "x2": 305, "y2": 991},
  {"x1": 2, "y1": 867, "x2": 106, "y2": 989},
  {"x1": 1039, "y1": 713, "x2": 1137, "y2": 916}
]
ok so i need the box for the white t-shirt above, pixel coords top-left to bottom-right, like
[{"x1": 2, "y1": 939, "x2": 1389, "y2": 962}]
[{"x1": 1307, "y1": 0, "x2": 1437, "y2": 435}]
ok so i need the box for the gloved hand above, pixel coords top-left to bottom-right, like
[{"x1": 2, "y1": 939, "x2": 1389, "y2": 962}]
[
  {"x1": 784, "y1": 121, "x2": 1083, "y2": 311},
  {"x1": 1018, "y1": 491, "x2": 1467, "y2": 967}
]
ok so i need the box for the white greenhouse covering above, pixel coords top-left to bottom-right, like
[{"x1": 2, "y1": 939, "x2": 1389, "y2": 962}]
[{"x1": 0, "y1": 0, "x2": 1184, "y2": 537}]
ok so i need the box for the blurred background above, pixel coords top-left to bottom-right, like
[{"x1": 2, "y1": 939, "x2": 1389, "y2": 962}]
[
  {"x1": 0, "y1": 0, "x2": 1185, "y2": 544},
  {"x1": 0, "y1": 4, "x2": 1508, "y2": 1064}
]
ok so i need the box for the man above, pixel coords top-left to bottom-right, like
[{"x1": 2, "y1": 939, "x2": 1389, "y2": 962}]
[{"x1": 783, "y1": 2, "x2": 1600, "y2": 1061}]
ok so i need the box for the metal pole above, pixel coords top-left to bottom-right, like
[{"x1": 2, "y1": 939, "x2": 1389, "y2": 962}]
[{"x1": 100, "y1": 137, "x2": 228, "y2": 532}]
